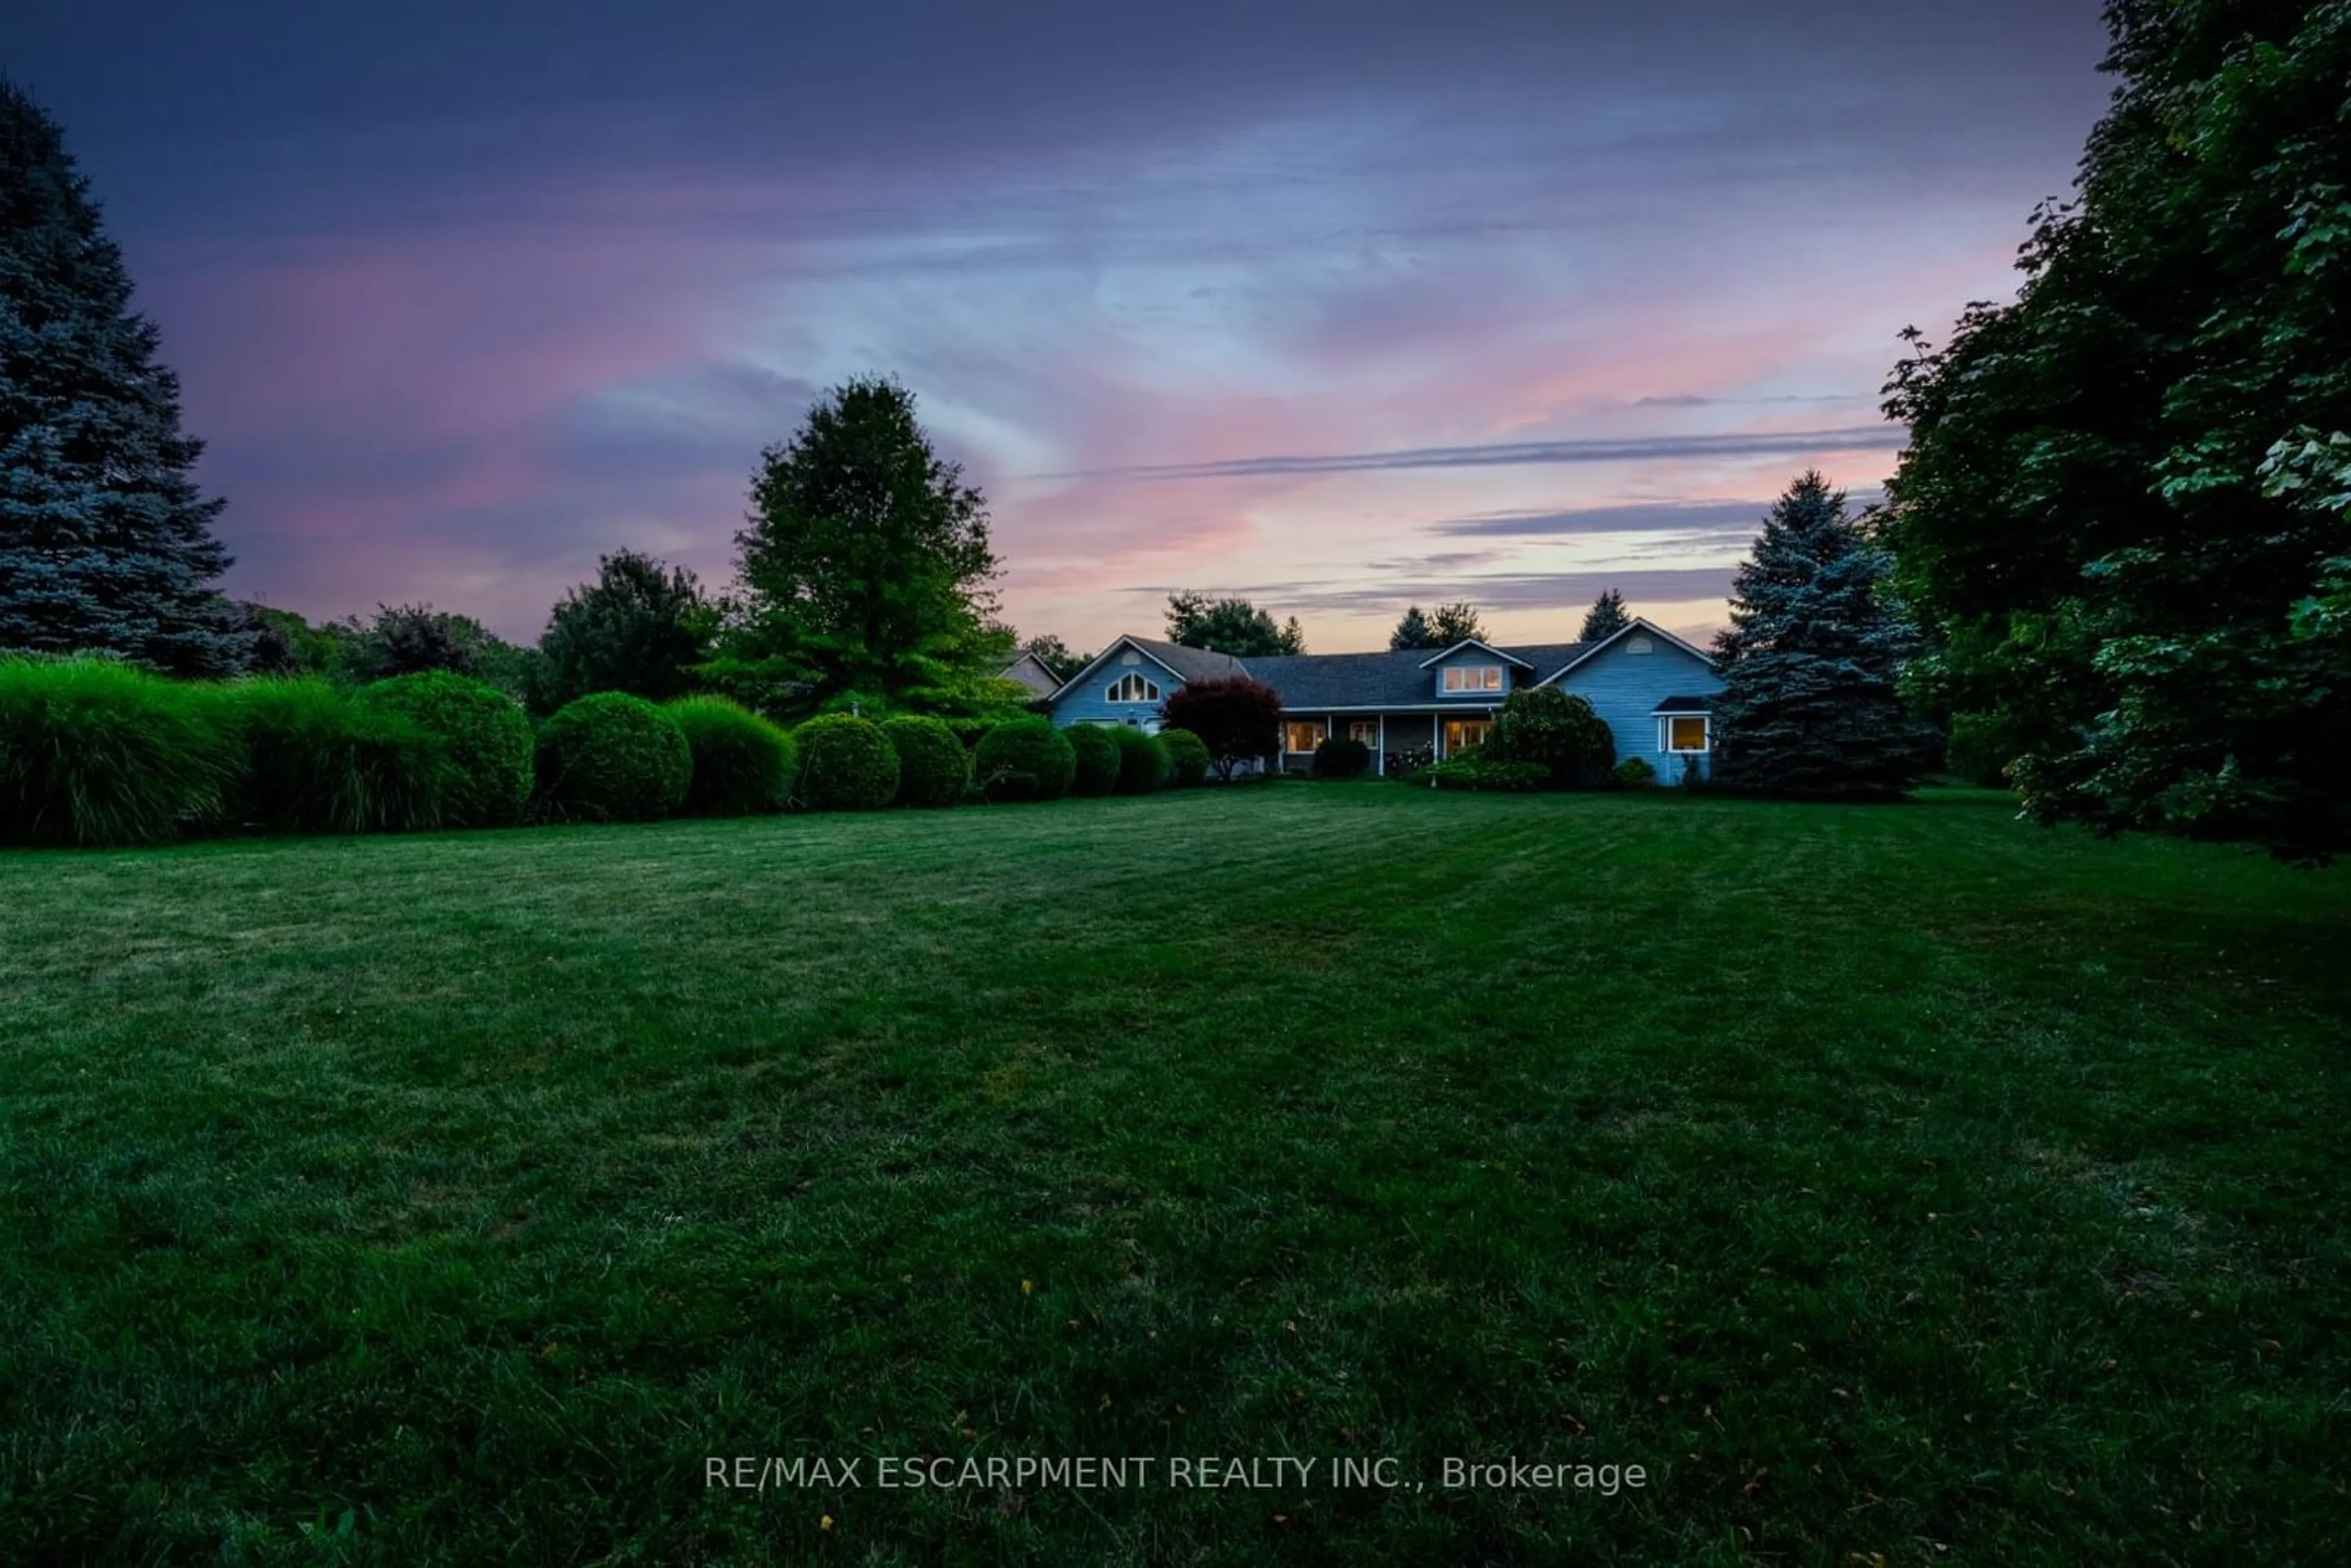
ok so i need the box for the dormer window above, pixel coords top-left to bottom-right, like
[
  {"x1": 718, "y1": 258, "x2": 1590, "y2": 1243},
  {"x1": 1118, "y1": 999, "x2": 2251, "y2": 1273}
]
[
  {"x1": 1441, "y1": 666, "x2": 1504, "y2": 693},
  {"x1": 1106, "y1": 672, "x2": 1160, "y2": 703}
]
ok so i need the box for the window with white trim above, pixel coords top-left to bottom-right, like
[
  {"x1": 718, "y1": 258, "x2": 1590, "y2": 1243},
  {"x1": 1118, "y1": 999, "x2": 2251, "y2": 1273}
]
[
  {"x1": 1662, "y1": 715, "x2": 1710, "y2": 752},
  {"x1": 1347, "y1": 720, "x2": 1379, "y2": 745},
  {"x1": 1106, "y1": 672, "x2": 1160, "y2": 703},
  {"x1": 1284, "y1": 721, "x2": 1325, "y2": 754},
  {"x1": 1440, "y1": 665, "x2": 1504, "y2": 692}
]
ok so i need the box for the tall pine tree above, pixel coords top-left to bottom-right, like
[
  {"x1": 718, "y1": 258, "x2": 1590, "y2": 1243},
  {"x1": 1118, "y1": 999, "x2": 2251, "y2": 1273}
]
[
  {"x1": 0, "y1": 80, "x2": 246, "y2": 675},
  {"x1": 1578, "y1": 588, "x2": 1630, "y2": 642},
  {"x1": 1388, "y1": 604, "x2": 1436, "y2": 650},
  {"x1": 1711, "y1": 472, "x2": 1930, "y2": 800}
]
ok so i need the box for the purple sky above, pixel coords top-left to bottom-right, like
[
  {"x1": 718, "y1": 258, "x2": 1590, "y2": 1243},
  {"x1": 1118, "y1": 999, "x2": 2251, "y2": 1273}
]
[{"x1": 8, "y1": 1, "x2": 2115, "y2": 651}]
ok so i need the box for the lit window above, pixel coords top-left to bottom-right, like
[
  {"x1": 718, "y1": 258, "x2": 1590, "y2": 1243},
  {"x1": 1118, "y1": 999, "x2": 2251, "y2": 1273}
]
[
  {"x1": 1441, "y1": 666, "x2": 1503, "y2": 692},
  {"x1": 1285, "y1": 721, "x2": 1325, "y2": 754},
  {"x1": 1665, "y1": 715, "x2": 1710, "y2": 752},
  {"x1": 1442, "y1": 718, "x2": 1492, "y2": 753},
  {"x1": 1106, "y1": 673, "x2": 1160, "y2": 703}
]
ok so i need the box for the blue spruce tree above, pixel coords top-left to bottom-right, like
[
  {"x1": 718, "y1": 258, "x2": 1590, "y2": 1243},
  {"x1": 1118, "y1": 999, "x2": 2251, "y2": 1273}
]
[
  {"x1": 1, "y1": 79, "x2": 247, "y2": 675},
  {"x1": 1711, "y1": 472, "x2": 1930, "y2": 800}
]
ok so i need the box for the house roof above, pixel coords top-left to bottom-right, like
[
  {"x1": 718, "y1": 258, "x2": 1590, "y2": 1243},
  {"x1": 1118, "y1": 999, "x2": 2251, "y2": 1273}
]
[
  {"x1": 1531, "y1": 618, "x2": 1714, "y2": 688},
  {"x1": 1414, "y1": 637, "x2": 1535, "y2": 670},
  {"x1": 1044, "y1": 634, "x2": 1248, "y2": 700},
  {"x1": 1237, "y1": 642, "x2": 1591, "y2": 710},
  {"x1": 1651, "y1": 695, "x2": 1714, "y2": 714}
]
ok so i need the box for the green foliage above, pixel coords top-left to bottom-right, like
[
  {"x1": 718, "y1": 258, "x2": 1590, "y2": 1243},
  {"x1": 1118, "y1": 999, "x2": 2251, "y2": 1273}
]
[
  {"x1": 1158, "y1": 726, "x2": 1210, "y2": 786},
  {"x1": 973, "y1": 717, "x2": 1076, "y2": 802},
  {"x1": 237, "y1": 602, "x2": 342, "y2": 677},
  {"x1": 1419, "y1": 756, "x2": 1549, "y2": 792},
  {"x1": 354, "y1": 671, "x2": 534, "y2": 827},
  {"x1": 1579, "y1": 588, "x2": 1631, "y2": 643},
  {"x1": 880, "y1": 714, "x2": 968, "y2": 808},
  {"x1": 1159, "y1": 677, "x2": 1283, "y2": 781},
  {"x1": 0, "y1": 83, "x2": 249, "y2": 677},
  {"x1": 1311, "y1": 735, "x2": 1371, "y2": 778},
  {"x1": 1106, "y1": 724, "x2": 1171, "y2": 794},
  {"x1": 212, "y1": 677, "x2": 448, "y2": 835},
  {"x1": 1713, "y1": 473, "x2": 1932, "y2": 801},
  {"x1": 534, "y1": 550, "x2": 716, "y2": 714},
  {"x1": 1881, "y1": 1, "x2": 2351, "y2": 858},
  {"x1": 667, "y1": 696, "x2": 793, "y2": 817},
  {"x1": 1613, "y1": 756, "x2": 1657, "y2": 789},
  {"x1": 1428, "y1": 602, "x2": 1486, "y2": 646},
  {"x1": 0, "y1": 654, "x2": 236, "y2": 844},
  {"x1": 793, "y1": 713, "x2": 898, "y2": 811},
  {"x1": 1487, "y1": 685, "x2": 1617, "y2": 789},
  {"x1": 1388, "y1": 606, "x2": 1436, "y2": 650},
  {"x1": 1065, "y1": 722, "x2": 1120, "y2": 796},
  {"x1": 729, "y1": 377, "x2": 1004, "y2": 711},
  {"x1": 1163, "y1": 591, "x2": 1305, "y2": 656},
  {"x1": 1018, "y1": 634, "x2": 1087, "y2": 680},
  {"x1": 534, "y1": 692, "x2": 692, "y2": 822}
]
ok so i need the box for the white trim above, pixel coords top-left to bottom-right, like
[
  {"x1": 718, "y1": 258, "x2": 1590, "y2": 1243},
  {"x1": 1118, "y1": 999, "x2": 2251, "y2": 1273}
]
[
  {"x1": 1269, "y1": 702, "x2": 1507, "y2": 715},
  {"x1": 1104, "y1": 671, "x2": 1161, "y2": 704},
  {"x1": 1659, "y1": 713, "x2": 1713, "y2": 754},
  {"x1": 1649, "y1": 702, "x2": 1714, "y2": 715},
  {"x1": 1044, "y1": 636, "x2": 1191, "y2": 702},
  {"x1": 1415, "y1": 637, "x2": 1535, "y2": 671},
  {"x1": 1532, "y1": 617, "x2": 1715, "y2": 689}
]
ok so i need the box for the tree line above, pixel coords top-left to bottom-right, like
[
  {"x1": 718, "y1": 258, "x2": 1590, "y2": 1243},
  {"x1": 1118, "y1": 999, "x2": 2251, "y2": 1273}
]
[{"x1": 9, "y1": 0, "x2": 2349, "y2": 857}]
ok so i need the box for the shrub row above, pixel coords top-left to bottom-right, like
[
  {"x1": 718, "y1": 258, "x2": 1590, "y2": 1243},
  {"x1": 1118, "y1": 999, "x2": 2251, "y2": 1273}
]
[{"x1": 2, "y1": 658, "x2": 1219, "y2": 849}]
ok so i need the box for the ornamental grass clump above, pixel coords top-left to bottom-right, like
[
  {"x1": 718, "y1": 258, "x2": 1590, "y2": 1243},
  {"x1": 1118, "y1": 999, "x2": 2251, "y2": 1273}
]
[{"x1": 0, "y1": 655, "x2": 238, "y2": 846}]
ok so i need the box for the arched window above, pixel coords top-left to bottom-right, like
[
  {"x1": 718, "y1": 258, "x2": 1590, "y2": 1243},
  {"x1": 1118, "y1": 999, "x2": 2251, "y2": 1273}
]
[{"x1": 1107, "y1": 672, "x2": 1160, "y2": 703}]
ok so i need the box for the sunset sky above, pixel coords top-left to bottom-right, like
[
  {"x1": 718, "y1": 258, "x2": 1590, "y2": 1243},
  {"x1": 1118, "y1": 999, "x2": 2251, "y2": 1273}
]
[{"x1": 9, "y1": 1, "x2": 2113, "y2": 651}]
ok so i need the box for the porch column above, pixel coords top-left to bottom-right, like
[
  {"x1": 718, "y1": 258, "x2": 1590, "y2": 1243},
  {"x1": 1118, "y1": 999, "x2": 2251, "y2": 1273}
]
[{"x1": 1377, "y1": 713, "x2": 1386, "y2": 776}]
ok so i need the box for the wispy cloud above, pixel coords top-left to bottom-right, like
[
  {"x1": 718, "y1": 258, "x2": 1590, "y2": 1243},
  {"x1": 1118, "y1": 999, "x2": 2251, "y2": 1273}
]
[
  {"x1": 1056, "y1": 424, "x2": 1901, "y2": 481},
  {"x1": 1431, "y1": 486, "x2": 1886, "y2": 538}
]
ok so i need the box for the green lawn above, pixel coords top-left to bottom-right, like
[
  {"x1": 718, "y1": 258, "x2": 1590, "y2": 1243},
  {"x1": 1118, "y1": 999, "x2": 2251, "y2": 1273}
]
[{"x1": 2, "y1": 786, "x2": 2346, "y2": 1564}]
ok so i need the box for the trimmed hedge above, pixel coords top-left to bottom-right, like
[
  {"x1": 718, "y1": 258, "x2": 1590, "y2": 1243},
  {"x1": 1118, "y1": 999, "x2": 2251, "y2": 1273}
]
[
  {"x1": 1312, "y1": 735, "x2": 1371, "y2": 778},
  {"x1": 534, "y1": 692, "x2": 692, "y2": 822},
  {"x1": 795, "y1": 714, "x2": 898, "y2": 811},
  {"x1": 1066, "y1": 722, "x2": 1120, "y2": 796},
  {"x1": 0, "y1": 655, "x2": 237, "y2": 846},
  {"x1": 881, "y1": 715, "x2": 968, "y2": 808},
  {"x1": 1614, "y1": 756, "x2": 1659, "y2": 789},
  {"x1": 1108, "y1": 725, "x2": 1172, "y2": 793},
  {"x1": 974, "y1": 717, "x2": 1076, "y2": 803},
  {"x1": 669, "y1": 696, "x2": 793, "y2": 816},
  {"x1": 1487, "y1": 686, "x2": 1616, "y2": 788},
  {"x1": 1159, "y1": 726, "x2": 1210, "y2": 786},
  {"x1": 355, "y1": 670, "x2": 533, "y2": 826},
  {"x1": 214, "y1": 677, "x2": 449, "y2": 834}
]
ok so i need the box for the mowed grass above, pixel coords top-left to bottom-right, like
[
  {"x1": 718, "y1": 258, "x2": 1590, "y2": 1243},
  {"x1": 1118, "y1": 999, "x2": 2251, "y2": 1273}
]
[{"x1": 2, "y1": 786, "x2": 2347, "y2": 1565}]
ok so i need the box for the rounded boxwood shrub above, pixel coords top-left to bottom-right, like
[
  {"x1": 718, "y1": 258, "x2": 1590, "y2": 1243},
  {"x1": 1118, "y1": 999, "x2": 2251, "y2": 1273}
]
[
  {"x1": 881, "y1": 714, "x2": 968, "y2": 808},
  {"x1": 1311, "y1": 735, "x2": 1371, "y2": 779},
  {"x1": 355, "y1": 670, "x2": 533, "y2": 826},
  {"x1": 1158, "y1": 726, "x2": 1210, "y2": 786},
  {"x1": 214, "y1": 677, "x2": 449, "y2": 834},
  {"x1": 1108, "y1": 725, "x2": 1171, "y2": 793},
  {"x1": 794, "y1": 713, "x2": 898, "y2": 811},
  {"x1": 974, "y1": 717, "x2": 1076, "y2": 803},
  {"x1": 0, "y1": 655, "x2": 238, "y2": 846},
  {"x1": 534, "y1": 692, "x2": 692, "y2": 822},
  {"x1": 1613, "y1": 756, "x2": 1658, "y2": 789},
  {"x1": 1065, "y1": 722, "x2": 1120, "y2": 796},
  {"x1": 1487, "y1": 686, "x2": 1617, "y2": 788},
  {"x1": 668, "y1": 696, "x2": 793, "y2": 816}
]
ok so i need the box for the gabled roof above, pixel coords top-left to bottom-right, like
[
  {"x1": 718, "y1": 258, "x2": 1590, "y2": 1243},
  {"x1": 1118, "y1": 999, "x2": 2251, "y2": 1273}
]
[
  {"x1": 1237, "y1": 641, "x2": 1591, "y2": 710},
  {"x1": 1651, "y1": 695, "x2": 1714, "y2": 714},
  {"x1": 1531, "y1": 617, "x2": 1714, "y2": 688},
  {"x1": 1044, "y1": 634, "x2": 1248, "y2": 701},
  {"x1": 1413, "y1": 637, "x2": 1535, "y2": 671}
]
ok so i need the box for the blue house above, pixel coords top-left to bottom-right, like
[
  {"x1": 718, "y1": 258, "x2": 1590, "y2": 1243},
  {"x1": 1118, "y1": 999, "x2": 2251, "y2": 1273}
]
[{"x1": 1041, "y1": 617, "x2": 1724, "y2": 779}]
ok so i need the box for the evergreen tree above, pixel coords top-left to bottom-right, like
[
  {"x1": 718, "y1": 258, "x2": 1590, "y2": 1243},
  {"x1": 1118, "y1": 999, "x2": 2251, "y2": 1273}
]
[
  {"x1": 1388, "y1": 605, "x2": 1436, "y2": 650},
  {"x1": 0, "y1": 80, "x2": 247, "y2": 674},
  {"x1": 535, "y1": 549, "x2": 716, "y2": 712},
  {"x1": 1428, "y1": 601, "x2": 1487, "y2": 645},
  {"x1": 1578, "y1": 588, "x2": 1631, "y2": 642},
  {"x1": 1163, "y1": 592, "x2": 1305, "y2": 656},
  {"x1": 1711, "y1": 472, "x2": 1932, "y2": 801},
  {"x1": 728, "y1": 377, "x2": 1002, "y2": 708}
]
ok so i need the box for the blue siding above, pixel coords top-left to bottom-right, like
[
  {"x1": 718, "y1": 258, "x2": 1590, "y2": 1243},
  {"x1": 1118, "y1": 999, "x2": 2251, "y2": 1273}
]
[
  {"x1": 1048, "y1": 643, "x2": 1181, "y2": 730},
  {"x1": 1423, "y1": 644, "x2": 1517, "y2": 702},
  {"x1": 1552, "y1": 632, "x2": 1723, "y2": 781}
]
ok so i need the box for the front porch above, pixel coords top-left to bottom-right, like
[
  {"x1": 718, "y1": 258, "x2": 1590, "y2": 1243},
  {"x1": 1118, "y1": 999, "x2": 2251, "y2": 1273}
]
[{"x1": 1274, "y1": 710, "x2": 1499, "y2": 775}]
